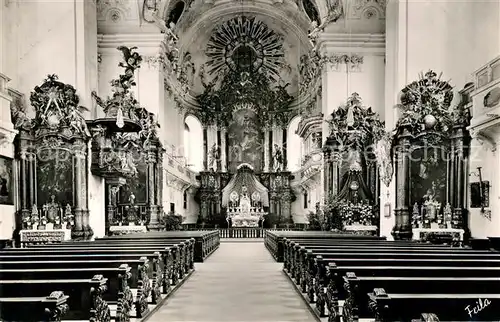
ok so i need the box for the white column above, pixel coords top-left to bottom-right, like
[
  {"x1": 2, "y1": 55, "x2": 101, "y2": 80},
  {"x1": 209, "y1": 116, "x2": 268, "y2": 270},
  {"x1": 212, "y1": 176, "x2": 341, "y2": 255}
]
[
  {"x1": 221, "y1": 128, "x2": 227, "y2": 172},
  {"x1": 264, "y1": 130, "x2": 269, "y2": 172}
]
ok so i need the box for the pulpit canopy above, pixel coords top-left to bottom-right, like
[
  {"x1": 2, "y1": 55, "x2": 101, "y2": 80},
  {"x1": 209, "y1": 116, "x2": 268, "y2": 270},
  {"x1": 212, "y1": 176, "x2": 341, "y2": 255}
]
[{"x1": 222, "y1": 164, "x2": 269, "y2": 207}]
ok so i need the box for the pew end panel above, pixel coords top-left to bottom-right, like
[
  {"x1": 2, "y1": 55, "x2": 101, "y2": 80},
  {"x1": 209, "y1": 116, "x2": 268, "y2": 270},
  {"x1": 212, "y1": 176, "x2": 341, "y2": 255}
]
[
  {"x1": 135, "y1": 257, "x2": 151, "y2": 318},
  {"x1": 0, "y1": 291, "x2": 70, "y2": 322},
  {"x1": 116, "y1": 264, "x2": 133, "y2": 322},
  {"x1": 89, "y1": 275, "x2": 112, "y2": 322},
  {"x1": 325, "y1": 263, "x2": 341, "y2": 322}
]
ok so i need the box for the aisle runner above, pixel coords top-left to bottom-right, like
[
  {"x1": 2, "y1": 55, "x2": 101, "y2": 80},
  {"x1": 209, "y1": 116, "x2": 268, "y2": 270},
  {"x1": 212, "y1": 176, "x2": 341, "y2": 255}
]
[{"x1": 149, "y1": 242, "x2": 317, "y2": 322}]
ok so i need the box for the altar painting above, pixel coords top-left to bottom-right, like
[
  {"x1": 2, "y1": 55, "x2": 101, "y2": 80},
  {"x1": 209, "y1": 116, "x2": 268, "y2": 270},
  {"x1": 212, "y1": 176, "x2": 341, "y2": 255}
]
[
  {"x1": 227, "y1": 107, "x2": 263, "y2": 173},
  {"x1": 119, "y1": 157, "x2": 148, "y2": 204},
  {"x1": 410, "y1": 147, "x2": 447, "y2": 227},
  {"x1": 36, "y1": 148, "x2": 73, "y2": 206}
]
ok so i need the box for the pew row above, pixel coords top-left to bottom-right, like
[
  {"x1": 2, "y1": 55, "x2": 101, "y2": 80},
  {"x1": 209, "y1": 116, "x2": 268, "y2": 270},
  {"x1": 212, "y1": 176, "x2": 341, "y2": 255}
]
[
  {"x1": 0, "y1": 234, "x2": 201, "y2": 321},
  {"x1": 98, "y1": 230, "x2": 220, "y2": 262},
  {"x1": 281, "y1": 236, "x2": 500, "y2": 322}
]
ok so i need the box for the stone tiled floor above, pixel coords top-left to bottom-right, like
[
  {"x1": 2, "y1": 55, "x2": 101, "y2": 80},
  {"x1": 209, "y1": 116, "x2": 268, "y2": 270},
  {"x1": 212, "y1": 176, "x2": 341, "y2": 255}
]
[{"x1": 148, "y1": 242, "x2": 317, "y2": 322}]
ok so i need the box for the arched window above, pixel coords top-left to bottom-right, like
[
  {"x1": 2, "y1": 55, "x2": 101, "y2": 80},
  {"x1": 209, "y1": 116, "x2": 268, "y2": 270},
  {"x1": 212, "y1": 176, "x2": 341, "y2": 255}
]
[
  {"x1": 167, "y1": 1, "x2": 185, "y2": 25},
  {"x1": 184, "y1": 123, "x2": 190, "y2": 164},
  {"x1": 287, "y1": 116, "x2": 302, "y2": 172},
  {"x1": 184, "y1": 115, "x2": 203, "y2": 172}
]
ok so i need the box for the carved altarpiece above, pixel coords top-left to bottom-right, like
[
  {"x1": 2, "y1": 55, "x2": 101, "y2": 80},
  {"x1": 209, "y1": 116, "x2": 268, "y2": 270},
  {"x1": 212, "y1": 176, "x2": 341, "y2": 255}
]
[
  {"x1": 323, "y1": 93, "x2": 384, "y2": 233},
  {"x1": 190, "y1": 16, "x2": 296, "y2": 228},
  {"x1": 392, "y1": 71, "x2": 470, "y2": 240},
  {"x1": 12, "y1": 75, "x2": 92, "y2": 242}
]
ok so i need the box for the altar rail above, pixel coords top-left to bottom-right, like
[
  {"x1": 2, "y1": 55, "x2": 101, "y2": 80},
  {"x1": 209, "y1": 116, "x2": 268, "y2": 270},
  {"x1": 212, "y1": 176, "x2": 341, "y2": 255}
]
[{"x1": 188, "y1": 228, "x2": 305, "y2": 238}]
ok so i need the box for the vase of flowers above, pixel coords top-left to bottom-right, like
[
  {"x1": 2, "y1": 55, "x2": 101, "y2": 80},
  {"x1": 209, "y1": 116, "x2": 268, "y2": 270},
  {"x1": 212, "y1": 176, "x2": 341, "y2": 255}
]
[{"x1": 338, "y1": 200, "x2": 374, "y2": 226}]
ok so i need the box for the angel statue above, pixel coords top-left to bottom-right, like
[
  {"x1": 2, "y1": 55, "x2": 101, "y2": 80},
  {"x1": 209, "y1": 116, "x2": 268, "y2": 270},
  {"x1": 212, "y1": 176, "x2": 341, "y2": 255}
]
[
  {"x1": 208, "y1": 143, "x2": 220, "y2": 171},
  {"x1": 308, "y1": 21, "x2": 321, "y2": 48},
  {"x1": 273, "y1": 144, "x2": 284, "y2": 172}
]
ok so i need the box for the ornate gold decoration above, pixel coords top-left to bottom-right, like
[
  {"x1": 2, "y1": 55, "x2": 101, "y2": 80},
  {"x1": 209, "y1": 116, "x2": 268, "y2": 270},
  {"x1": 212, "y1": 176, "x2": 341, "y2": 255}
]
[{"x1": 205, "y1": 16, "x2": 285, "y2": 81}]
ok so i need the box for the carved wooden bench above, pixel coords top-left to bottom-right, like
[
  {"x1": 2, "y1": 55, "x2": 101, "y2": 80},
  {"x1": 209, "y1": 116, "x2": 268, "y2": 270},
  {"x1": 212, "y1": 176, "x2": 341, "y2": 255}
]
[
  {"x1": 342, "y1": 273, "x2": 500, "y2": 320},
  {"x1": 100, "y1": 230, "x2": 220, "y2": 262},
  {"x1": 0, "y1": 291, "x2": 70, "y2": 322},
  {"x1": 368, "y1": 288, "x2": 500, "y2": 322},
  {"x1": 0, "y1": 275, "x2": 109, "y2": 321},
  {"x1": 0, "y1": 254, "x2": 160, "y2": 317},
  {"x1": 0, "y1": 264, "x2": 134, "y2": 320}
]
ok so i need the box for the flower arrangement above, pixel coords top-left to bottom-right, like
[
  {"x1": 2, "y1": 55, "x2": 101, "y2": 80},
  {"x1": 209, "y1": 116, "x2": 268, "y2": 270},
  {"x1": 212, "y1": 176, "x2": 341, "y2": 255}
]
[{"x1": 337, "y1": 200, "x2": 375, "y2": 226}]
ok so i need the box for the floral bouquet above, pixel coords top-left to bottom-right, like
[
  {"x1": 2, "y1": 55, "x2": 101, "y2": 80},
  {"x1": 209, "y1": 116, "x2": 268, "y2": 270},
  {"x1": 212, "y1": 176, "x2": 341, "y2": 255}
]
[{"x1": 338, "y1": 200, "x2": 374, "y2": 226}]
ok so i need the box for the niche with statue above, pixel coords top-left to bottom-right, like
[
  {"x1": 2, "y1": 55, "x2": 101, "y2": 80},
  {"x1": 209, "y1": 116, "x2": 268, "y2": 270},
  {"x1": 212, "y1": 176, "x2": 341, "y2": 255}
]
[
  {"x1": 392, "y1": 71, "x2": 470, "y2": 242},
  {"x1": 323, "y1": 93, "x2": 386, "y2": 235}
]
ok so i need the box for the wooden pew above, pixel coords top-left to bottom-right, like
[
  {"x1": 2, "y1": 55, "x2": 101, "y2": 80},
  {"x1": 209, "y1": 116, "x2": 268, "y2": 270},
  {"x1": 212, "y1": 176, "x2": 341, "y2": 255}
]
[
  {"x1": 264, "y1": 230, "x2": 385, "y2": 262},
  {"x1": 283, "y1": 238, "x2": 500, "y2": 321},
  {"x1": 99, "y1": 230, "x2": 220, "y2": 262},
  {"x1": 0, "y1": 275, "x2": 110, "y2": 321},
  {"x1": 285, "y1": 244, "x2": 499, "y2": 286},
  {"x1": 0, "y1": 242, "x2": 193, "y2": 290},
  {"x1": 0, "y1": 264, "x2": 134, "y2": 320},
  {"x1": 0, "y1": 247, "x2": 174, "y2": 313},
  {"x1": 7, "y1": 238, "x2": 196, "y2": 276},
  {"x1": 342, "y1": 273, "x2": 500, "y2": 320},
  {"x1": 0, "y1": 253, "x2": 164, "y2": 315},
  {"x1": 368, "y1": 288, "x2": 500, "y2": 322},
  {"x1": 0, "y1": 291, "x2": 70, "y2": 322}
]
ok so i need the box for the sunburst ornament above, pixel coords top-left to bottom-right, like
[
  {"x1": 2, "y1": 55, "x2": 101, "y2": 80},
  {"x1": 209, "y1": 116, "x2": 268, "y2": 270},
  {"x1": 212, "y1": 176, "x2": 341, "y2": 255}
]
[{"x1": 205, "y1": 16, "x2": 285, "y2": 79}]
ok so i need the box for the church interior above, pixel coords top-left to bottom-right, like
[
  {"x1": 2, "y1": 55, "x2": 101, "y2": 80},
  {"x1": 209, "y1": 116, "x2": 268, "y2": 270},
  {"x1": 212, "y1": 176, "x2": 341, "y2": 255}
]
[{"x1": 1, "y1": 0, "x2": 500, "y2": 321}]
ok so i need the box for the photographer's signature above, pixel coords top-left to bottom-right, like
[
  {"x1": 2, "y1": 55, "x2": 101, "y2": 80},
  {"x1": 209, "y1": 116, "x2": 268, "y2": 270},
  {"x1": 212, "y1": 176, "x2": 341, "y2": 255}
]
[{"x1": 464, "y1": 298, "x2": 491, "y2": 318}]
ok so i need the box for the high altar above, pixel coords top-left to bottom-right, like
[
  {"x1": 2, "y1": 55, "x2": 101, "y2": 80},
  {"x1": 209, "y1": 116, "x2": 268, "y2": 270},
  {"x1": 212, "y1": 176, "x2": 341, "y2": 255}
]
[
  {"x1": 222, "y1": 164, "x2": 268, "y2": 227},
  {"x1": 190, "y1": 17, "x2": 296, "y2": 228}
]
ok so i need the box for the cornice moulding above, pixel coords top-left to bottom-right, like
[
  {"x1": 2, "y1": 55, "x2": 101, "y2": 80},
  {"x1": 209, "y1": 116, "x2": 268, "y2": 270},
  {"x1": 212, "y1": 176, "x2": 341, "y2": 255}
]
[
  {"x1": 98, "y1": 34, "x2": 165, "y2": 53},
  {"x1": 318, "y1": 33, "x2": 385, "y2": 55}
]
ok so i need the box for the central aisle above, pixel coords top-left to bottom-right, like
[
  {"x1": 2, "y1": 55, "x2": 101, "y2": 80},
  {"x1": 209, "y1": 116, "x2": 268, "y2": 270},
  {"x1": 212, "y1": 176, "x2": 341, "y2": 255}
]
[{"x1": 149, "y1": 242, "x2": 317, "y2": 322}]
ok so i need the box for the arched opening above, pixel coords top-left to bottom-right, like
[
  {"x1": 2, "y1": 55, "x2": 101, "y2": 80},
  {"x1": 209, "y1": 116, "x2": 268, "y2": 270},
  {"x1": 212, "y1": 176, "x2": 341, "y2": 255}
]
[
  {"x1": 302, "y1": 0, "x2": 320, "y2": 24},
  {"x1": 167, "y1": 1, "x2": 185, "y2": 25},
  {"x1": 287, "y1": 116, "x2": 302, "y2": 172},
  {"x1": 184, "y1": 115, "x2": 203, "y2": 172}
]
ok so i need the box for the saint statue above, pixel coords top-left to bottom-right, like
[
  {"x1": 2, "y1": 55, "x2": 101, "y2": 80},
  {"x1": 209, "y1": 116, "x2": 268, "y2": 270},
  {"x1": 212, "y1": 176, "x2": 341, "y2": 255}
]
[
  {"x1": 423, "y1": 182, "x2": 440, "y2": 221},
  {"x1": 208, "y1": 143, "x2": 220, "y2": 171},
  {"x1": 273, "y1": 144, "x2": 283, "y2": 172}
]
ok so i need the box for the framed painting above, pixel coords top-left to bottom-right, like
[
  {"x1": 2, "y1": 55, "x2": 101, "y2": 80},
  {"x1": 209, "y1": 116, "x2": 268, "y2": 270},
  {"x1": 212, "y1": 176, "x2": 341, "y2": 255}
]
[{"x1": 0, "y1": 156, "x2": 13, "y2": 205}]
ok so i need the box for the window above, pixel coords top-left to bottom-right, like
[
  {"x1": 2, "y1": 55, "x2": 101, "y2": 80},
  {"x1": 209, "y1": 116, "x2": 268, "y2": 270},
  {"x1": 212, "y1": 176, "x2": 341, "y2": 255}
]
[
  {"x1": 303, "y1": 191, "x2": 308, "y2": 209},
  {"x1": 287, "y1": 116, "x2": 302, "y2": 172},
  {"x1": 183, "y1": 190, "x2": 188, "y2": 209},
  {"x1": 184, "y1": 115, "x2": 203, "y2": 172}
]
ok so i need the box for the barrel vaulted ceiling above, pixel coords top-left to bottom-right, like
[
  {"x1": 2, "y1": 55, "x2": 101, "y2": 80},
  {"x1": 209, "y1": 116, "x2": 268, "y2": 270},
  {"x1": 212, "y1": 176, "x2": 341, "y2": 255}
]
[{"x1": 96, "y1": 0, "x2": 386, "y2": 96}]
